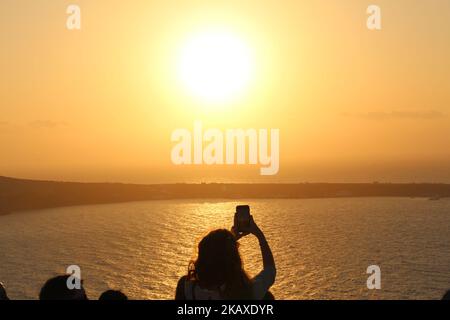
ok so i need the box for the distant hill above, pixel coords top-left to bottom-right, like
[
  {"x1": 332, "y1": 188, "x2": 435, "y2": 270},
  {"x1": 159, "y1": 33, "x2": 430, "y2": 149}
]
[{"x1": 1, "y1": 176, "x2": 449, "y2": 215}]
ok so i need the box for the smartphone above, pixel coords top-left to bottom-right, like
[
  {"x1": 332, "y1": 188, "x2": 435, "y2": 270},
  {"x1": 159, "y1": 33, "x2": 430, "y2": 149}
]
[{"x1": 235, "y1": 205, "x2": 250, "y2": 233}]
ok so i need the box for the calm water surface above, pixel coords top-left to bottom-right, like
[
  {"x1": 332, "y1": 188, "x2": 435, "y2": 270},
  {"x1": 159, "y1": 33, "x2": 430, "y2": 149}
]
[{"x1": 0, "y1": 198, "x2": 449, "y2": 299}]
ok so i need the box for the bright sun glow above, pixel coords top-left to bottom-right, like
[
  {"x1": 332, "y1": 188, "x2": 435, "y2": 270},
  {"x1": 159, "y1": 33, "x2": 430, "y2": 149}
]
[{"x1": 178, "y1": 30, "x2": 254, "y2": 104}]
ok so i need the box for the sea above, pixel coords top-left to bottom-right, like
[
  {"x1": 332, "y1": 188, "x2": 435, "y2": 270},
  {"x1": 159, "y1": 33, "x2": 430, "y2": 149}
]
[{"x1": 0, "y1": 197, "x2": 449, "y2": 300}]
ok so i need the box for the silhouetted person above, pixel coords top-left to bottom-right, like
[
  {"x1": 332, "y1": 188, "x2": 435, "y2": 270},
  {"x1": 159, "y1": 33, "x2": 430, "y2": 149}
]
[
  {"x1": 442, "y1": 290, "x2": 450, "y2": 300},
  {"x1": 39, "y1": 275, "x2": 88, "y2": 300},
  {"x1": 99, "y1": 290, "x2": 128, "y2": 300},
  {"x1": 0, "y1": 282, "x2": 9, "y2": 300},
  {"x1": 175, "y1": 216, "x2": 276, "y2": 300}
]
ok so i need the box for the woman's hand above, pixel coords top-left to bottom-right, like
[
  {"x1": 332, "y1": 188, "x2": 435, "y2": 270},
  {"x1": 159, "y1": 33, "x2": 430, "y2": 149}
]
[
  {"x1": 247, "y1": 215, "x2": 263, "y2": 238},
  {"x1": 231, "y1": 213, "x2": 249, "y2": 240},
  {"x1": 231, "y1": 225, "x2": 249, "y2": 240},
  {"x1": 231, "y1": 215, "x2": 263, "y2": 240}
]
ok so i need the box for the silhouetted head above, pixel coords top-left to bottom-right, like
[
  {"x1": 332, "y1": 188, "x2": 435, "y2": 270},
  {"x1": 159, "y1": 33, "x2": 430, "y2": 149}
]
[
  {"x1": 188, "y1": 229, "x2": 252, "y2": 299},
  {"x1": 0, "y1": 282, "x2": 9, "y2": 300},
  {"x1": 442, "y1": 290, "x2": 450, "y2": 300},
  {"x1": 39, "y1": 275, "x2": 87, "y2": 300},
  {"x1": 99, "y1": 290, "x2": 128, "y2": 300}
]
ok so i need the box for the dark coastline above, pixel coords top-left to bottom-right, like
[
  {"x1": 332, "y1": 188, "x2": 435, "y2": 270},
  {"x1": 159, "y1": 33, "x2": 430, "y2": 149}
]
[{"x1": 1, "y1": 176, "x2": 449, "y2": 215}]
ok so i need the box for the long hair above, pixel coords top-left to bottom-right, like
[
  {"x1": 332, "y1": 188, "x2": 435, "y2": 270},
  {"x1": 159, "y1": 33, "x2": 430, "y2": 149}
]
[{"x1": 188, "y1": 229, "x2": 252, "y2": 299}]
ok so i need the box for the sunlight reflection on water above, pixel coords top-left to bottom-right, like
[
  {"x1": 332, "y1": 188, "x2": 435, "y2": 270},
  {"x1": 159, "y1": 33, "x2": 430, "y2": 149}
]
[{"x1": 0, "y1": 198, "x2": 449, "y2": 300}]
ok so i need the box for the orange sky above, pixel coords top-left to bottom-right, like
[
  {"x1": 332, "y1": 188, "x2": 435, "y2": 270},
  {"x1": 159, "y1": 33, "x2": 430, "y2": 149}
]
[{"x1": 1, "y1": 0, "x2": 450, "y2": 183}]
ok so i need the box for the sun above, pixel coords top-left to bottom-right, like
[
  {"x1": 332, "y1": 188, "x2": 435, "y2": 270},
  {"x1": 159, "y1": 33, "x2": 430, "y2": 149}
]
[{"x1": 177, "y1": 30, "x2": 254, "y2": 104}]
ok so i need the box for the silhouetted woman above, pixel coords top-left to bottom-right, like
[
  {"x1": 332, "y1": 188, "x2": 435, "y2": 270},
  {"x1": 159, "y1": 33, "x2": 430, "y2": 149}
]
[{"x1": 175, "y1": 216, "x2": 276, "y2": 300}]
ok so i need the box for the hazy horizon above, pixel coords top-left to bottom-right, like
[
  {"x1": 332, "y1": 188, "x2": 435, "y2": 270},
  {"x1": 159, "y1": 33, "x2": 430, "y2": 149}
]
[{"x1": 2, "y1": 172, "x2": 450, "y2": 185}]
